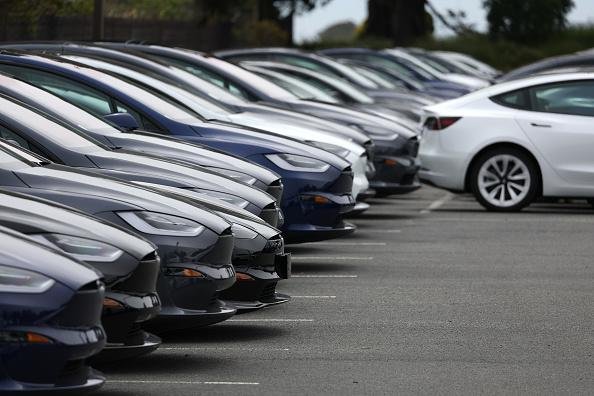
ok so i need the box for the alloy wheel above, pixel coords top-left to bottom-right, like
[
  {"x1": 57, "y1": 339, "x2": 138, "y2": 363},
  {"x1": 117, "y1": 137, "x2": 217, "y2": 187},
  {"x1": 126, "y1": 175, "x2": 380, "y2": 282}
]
[{"x1": 477, "y1": 154, "x2": 531, "y2": 208}]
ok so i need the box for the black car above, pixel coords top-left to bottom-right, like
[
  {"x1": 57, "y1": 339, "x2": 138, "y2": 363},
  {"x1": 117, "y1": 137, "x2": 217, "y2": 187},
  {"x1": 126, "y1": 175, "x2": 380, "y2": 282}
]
[
  {"x1": 0, "y1": 189, "x2": 161, "y2": 361},
  {"x1": 0, "y1": 226, "x2": 106, "y2": 393},
  {"x1": 0, "y1": 140, "x2": 237, "y2": 332},
  {"x1": 150, "y1": 185, "x2": 291, "y2": 312}
]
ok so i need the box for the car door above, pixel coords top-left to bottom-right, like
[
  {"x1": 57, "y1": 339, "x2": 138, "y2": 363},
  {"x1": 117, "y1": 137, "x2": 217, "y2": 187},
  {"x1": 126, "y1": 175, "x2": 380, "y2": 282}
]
[{"x1": 514, "y1": 80, "x2": 594, "y2": 186}]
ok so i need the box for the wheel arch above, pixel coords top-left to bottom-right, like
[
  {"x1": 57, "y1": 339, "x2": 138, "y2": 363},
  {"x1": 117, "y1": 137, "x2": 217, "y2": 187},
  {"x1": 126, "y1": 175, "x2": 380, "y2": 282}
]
[{"x1": 464, "y1": 142, "x2": 543, "y2": 196}]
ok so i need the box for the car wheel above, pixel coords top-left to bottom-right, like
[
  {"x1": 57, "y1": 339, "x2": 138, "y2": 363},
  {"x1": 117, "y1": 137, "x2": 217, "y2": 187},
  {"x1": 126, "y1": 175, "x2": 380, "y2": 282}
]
[{"x1": 470, "y1": 148, "x2": 539, "y2": 211}]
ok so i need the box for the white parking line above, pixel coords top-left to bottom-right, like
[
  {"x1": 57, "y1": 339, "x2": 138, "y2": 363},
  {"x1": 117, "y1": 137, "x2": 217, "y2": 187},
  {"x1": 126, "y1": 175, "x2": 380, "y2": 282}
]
[
  {"x1": 292, "y1": 256, "x2": 374, "y2": 260},
  {"x1": 110, "y1": 380, "x2": 259, "y2": 385},
  {"x1": 161, "y1": 347, "x2": 290, "y2": 351},
  {"x1": 292, "y1": 274, "x2": 358, "y2": 278},
  {"x1": 420, "y1": 192, "x2": 455, "y2": 214},
  {"x1": 227, "y1": 318, "x2": 314, "y2": 322},
  {"x1": 292, "y1": 295, "x2": 337, "y2": 299},
  {"x1": 309, "y1": 242, "x2": 387, "y2": 246},
  {"x1": 362, "y1": 229, "x2": 402, "y2": 233}
]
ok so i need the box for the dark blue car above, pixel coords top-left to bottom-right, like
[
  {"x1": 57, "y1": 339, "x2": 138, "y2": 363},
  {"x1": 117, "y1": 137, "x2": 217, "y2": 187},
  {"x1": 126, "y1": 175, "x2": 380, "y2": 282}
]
[
  {"x1": 0, "y1": 52, "x2": 355, "y2": 243},
  {"x1": 0, "y1": 226, "x2": 106, "y2": 393}
]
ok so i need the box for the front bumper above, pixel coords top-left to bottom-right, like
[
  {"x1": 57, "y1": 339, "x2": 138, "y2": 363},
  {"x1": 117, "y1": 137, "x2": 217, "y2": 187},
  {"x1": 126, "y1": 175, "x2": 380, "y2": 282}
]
[
  {"x1": 144, "y1": 299, "x2": 237, "y2": 332},
  {"x1": 0, "y1": 326, "x2": 106, "y2": 393},
  {"x1": 220, "y1": 253, "x2": 291, "y2": 312},
  {"x1": 93, "y1": 331, "x2": 161, "y2": 363},
  {"x1": 371, "y1": 155, "x2": 421, "y2": 195},
  {"x1": 283, "y1": 191, "x2": 356, "y2": 243},
  {"x1": 285, "y1": 220, "x2": 356, "y2": 243}
]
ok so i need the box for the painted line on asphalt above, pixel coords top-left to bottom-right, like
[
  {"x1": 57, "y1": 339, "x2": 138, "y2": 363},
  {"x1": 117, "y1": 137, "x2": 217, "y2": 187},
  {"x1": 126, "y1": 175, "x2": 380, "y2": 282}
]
[
  {"x1": 110, "y1": 380, "x2": 259, "y2": 386},
  {"x1": 292, "y1": 274, "x2": 358, "y2": 278},
  {"x1": 420, "y1": 192, "x2": 455, "y2": 214},
  {"x1": 227, "y1": 318, "x2": 314, "y2": 322},
  {"x1": 309, "y1": 242, "x2": 387, "y2": 246},
  {"x1": 292, "y1": 256, "x2": 374, "y2": 260},
  {"x1": 292, "y1": 295, "x2": 337, "y2": 299},
  {"x1": 161, "y1": 347, "x2": 290, "y2": 351},
  {"x1": 362, "y1": 229, "x2": 402, "y2": 233}
]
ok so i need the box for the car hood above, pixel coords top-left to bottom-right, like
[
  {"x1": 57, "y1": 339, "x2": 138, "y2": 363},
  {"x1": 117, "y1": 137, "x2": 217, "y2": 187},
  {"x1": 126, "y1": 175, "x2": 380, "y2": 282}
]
[
  {"x1": 104, "y1": 132, "x2": 280, "y2": 185},
  {"x1": 142, "y1": 183, "x2": 281, "y2": 240},
  {"x1": 227, "y1": 111, "x2": 365, "y2": 157},
  {"x1": 12, "y1": 164, "x2": 232, "y2": 234},
  {"x1": 0, "y1": 226, "x2": 101, "y2": 291},
  {"x1": 0, "y1": 189, "x2": 156, "y2": 260},
  {"x1": 86, "y1": 150, "x2": 276, "y2": 209},
  {"x1": 193, "y1": 120, "x2": 351, "y2": 170}
]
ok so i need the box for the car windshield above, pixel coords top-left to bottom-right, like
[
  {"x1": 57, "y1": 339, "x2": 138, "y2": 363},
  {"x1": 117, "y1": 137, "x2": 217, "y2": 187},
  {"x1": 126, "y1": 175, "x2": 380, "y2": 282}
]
[
  {"x1": 65, "y1": 55, "x2": 232, "y2": 120},
  {"x1": 157, "y1": 52, "x2": 299, "y2": 101},
  {"x1": 0, "y1": 95, "x2": 102, "y2": 151},
  {"x1": 250, "y1": 67, "x2": 338, "y2": 103},
  {"x1": 0, "y1": 62, "x2": 203, "y2": 125}
]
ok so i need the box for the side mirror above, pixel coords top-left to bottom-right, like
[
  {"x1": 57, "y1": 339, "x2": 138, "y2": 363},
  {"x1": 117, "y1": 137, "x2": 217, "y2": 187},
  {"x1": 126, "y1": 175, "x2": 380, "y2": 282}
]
[{"x1": 103, "y1": 112, "x2": 140, "y2": 131}]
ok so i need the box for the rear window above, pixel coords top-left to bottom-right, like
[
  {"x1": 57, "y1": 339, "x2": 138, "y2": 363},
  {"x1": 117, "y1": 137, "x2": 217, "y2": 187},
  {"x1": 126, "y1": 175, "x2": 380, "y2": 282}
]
[{"x1": 491, "y1": 89, "x2": 530, "y2": 110}]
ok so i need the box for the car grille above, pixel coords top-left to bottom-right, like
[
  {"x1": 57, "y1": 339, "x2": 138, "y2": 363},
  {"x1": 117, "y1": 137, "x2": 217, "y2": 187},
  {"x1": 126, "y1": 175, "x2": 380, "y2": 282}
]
[
  {"x1": 327, "y1": 166, "x2": 354, "y2": 195},
  {"x1": 55, "y1": 359, "x2": 88, "y2": 387},
  {"x1": 201, "y1": 229, "x2": 234, "y2": 267},
  {"x1": 50, "y1": 280, "x2": 104, "y2": 328},
  {"x1": 112, "y1": 251, "x2": 160, "y2": 294},
  {"x1": 259, "y1": 202, "x2": 280, "y2": 227},
  {"x1": 266, "y1": 179, "x2": 284, "y2": 204}
]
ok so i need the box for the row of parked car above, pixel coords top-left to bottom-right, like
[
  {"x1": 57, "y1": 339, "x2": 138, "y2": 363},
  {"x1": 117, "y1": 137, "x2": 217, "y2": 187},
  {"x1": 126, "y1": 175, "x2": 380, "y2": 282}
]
[{"x1": 5, "y1": 42, "x2": 587, "y2": 393}]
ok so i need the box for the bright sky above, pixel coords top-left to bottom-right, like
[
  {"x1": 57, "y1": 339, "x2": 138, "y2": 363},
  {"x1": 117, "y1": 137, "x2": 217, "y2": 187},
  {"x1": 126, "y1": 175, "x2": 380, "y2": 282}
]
[{"x1": 294, "y1": 0, "x2": 594, "y2": 43}]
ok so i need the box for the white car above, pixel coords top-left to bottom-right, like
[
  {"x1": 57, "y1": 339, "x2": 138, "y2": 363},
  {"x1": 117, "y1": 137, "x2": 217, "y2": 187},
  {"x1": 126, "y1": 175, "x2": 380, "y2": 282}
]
[
  {"x1": 433, "y1": 51, "x2": 500, "y2": 80},
  {"x1": 419, "y1": 72, "x2": 594, "y2": 211}
]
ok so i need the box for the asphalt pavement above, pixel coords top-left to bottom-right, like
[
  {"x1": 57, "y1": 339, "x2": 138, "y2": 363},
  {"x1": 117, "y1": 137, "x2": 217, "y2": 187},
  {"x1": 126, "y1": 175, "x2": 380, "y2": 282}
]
[{"x1": 97, "y1": 185, "x2": 594, "y2": 395}]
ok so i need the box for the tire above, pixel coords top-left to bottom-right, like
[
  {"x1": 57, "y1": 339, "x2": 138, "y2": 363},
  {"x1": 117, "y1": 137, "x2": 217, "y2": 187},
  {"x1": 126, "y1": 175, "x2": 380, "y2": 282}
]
[{"x1": 469, "y1": 147, "x2": 539, "y2": 212}]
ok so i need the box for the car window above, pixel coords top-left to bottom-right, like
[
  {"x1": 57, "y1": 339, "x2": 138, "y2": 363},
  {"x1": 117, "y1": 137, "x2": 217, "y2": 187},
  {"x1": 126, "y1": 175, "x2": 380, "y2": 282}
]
[
  {"x1": 529, "y1": 81, "x2": 594, "y2": 117},
  {"x1": 491, "y1": 88, "x2": 530, "y2": 110},
  {"x1": 0, "y1": 65, "x2": 114, "y2": 116}
]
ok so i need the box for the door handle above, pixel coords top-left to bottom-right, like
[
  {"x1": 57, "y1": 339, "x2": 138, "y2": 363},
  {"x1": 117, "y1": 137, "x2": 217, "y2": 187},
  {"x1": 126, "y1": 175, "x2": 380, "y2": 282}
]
[{"x1": 530, "y1": 122, "x2": 551, "y2": 128}]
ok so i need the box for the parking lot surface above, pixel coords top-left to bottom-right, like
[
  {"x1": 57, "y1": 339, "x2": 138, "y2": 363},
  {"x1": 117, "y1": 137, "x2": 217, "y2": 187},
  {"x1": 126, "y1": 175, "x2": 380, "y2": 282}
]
[{"x1": 98, "y1": 186, "x2": 594, "y2": 395}]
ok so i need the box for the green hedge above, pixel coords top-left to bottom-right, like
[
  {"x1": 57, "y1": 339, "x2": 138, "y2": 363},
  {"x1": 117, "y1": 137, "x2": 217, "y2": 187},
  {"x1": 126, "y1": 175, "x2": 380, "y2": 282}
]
[{"x1": 301, "y1": 25, "x2": 594, "y2": 71}]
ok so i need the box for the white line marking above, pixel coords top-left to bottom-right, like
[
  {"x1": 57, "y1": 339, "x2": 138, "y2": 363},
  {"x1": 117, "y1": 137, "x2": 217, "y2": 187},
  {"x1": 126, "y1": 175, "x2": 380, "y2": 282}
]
[
  {"x1": 292, "y1": 256, "x2": 374, "y2": 260},
  {"x1": 362, "y1": 229, "x2": 402, "y2": 233},
  {"x1": 227, "y1": 318, "x2": 314, "y2": 322},
  {"x1": 292, "y1": 274, "x2": 358, "y2": 278},
  {"x1": 161, "y1": 347, "x2": 290, "y2": 351},
  {"x1": 420, "y1": 192, "x2": 455, "y2": 214},
  {"x1": 309, "y1": 242, "x2": 387, "y2": 246},
  {"x1": 109, "y1": 380, "x2": 259, "y2": 385},
  {"x1": 292, "y1": 295, "x2": 337, "y2": 299}
]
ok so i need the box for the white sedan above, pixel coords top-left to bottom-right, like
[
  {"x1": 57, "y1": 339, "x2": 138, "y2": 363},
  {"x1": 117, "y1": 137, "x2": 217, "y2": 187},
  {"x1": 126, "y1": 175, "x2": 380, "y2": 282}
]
[{"x1": 419, "y1": 72, "x2": 594, "y2": 211}]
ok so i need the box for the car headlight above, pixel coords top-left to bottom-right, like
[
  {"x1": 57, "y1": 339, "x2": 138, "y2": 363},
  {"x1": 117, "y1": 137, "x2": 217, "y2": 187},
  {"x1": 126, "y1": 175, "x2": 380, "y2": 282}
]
[
  {"x1": 30, "y1": 234, "x2": 124, "y2": 263},
  {"x1": 210, "y1": 168, "x2": 257, "y2": 185},
  {"x1": 266, "y1": 154, "x2": 330, "y2": 173},
  {"x1": 0, "y1": 264, "x2": 55, "y2": 294},
  {"x1": 117, "y1": 211, "x2": 205, "y2": 236},
  {"x1": 231, "y1": 223, "x2": 258, "y2": 239},
  {"x1": 191, "y1": 190, "x2": 250, "y2": 209},
  {"x1": 305, "y1": 141, "x2": 350, "y2": 158}
]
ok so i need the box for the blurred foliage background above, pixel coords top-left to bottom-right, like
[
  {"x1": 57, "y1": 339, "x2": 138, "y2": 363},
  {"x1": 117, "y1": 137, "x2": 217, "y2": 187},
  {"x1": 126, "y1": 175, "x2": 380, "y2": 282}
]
[{"x1": 0, "y1": 0, "x2": 591, "y2": 70}]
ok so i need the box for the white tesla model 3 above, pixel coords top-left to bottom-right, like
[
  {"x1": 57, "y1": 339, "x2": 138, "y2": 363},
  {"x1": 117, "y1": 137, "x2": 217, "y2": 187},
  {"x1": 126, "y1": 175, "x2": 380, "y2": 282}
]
[{"x1": 419, "y1": 72, "x2": 594, "y2": 211}]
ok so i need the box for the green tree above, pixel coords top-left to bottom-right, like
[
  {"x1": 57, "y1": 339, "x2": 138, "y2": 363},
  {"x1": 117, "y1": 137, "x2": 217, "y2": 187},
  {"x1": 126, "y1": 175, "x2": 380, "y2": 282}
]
[
  {"x1": 363, "y1": 0, "x2": 432, "y2": 45},
  {"x1": 484, "y1": 0, "x2": 574, "y2": 42}
]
